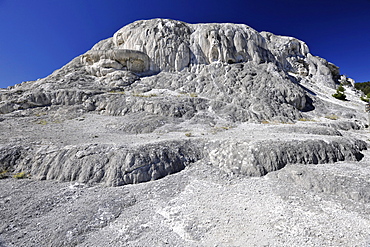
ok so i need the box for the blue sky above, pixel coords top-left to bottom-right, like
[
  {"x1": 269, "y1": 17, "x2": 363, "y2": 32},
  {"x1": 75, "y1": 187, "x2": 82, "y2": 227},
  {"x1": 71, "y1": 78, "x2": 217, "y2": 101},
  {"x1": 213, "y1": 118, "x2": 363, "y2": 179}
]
[{"x1": 0, "y1": 0, "x2": 369, "y2": 88}]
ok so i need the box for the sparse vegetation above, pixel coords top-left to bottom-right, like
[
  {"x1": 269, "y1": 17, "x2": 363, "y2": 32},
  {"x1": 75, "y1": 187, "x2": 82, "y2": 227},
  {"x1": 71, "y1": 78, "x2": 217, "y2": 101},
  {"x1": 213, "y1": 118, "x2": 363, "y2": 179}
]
[
  {"x1": 360, "y1": 92, "x2": 370, "y2": 103},
  {"x1": 132, "y1": 93, "x2": 158, "y2": 98},
  {"x1": 360, "y1": 96, "x2": 370, "y2": 103},
  {"x1": 108, "y1": 90, "x2": 125, "y2": 94},
  {"x1": 176, "y1": 92, "x2": 198, "y2": 98},
  {"x1": 332, "y1": 85, "x2": 346, "y2": 101},
  {"x1": 13, "y1": 172, "x2": 27, "y2": 179},
  {"x1": 0, "y1": 170, "x2": 9, "y2": 179},
  {"x1": 261, "y1": 120, "x2": 269, "y2": 124},
  {"x1": 325, "y1": 114, "x2": 339, "y2": 120},
  {"x1": 185, "y1": 132, "x2": 192, "y2": 137},
  {"x1": 298, "y1": 118, "x2": 314, "y2": 122},
  {"x1": 355, "y1": 81, "x2": 370, "y2": 95},
  {"x1": 278, "y1": 121, "x2": 294, "y2": 124}
]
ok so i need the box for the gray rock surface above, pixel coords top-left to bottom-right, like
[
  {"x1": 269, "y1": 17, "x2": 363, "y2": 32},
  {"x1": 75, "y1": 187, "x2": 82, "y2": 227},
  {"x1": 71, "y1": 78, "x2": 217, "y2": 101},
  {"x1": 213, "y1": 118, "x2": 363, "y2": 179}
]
[{"x1": 0, "y1": 18, "x2": 369, "y2": 246}]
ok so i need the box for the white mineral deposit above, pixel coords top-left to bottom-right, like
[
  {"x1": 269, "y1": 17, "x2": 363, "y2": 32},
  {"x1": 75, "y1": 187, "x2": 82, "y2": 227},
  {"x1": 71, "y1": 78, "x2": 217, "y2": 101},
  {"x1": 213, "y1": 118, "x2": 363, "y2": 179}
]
[{"x1": 0, "y1": 19, "x2": 369, "y2": 247}]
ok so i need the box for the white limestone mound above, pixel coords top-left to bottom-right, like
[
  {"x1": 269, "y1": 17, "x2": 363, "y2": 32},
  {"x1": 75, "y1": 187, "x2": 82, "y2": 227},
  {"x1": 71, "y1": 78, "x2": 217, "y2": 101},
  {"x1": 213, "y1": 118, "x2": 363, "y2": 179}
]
[
  {"x1": 1, "y1": 19, "x2": 355, "y2": 122},
  {"x1": 0, "y1": 18, "x2": 367, "y2": 186},
  {"x1": 1, "y1": 18, "x2": 370, "y2": 247}
]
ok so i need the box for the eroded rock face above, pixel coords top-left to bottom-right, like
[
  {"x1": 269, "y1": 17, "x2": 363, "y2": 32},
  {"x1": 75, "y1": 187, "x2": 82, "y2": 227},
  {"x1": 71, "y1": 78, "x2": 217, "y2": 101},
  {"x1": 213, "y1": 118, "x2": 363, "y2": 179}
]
[
  {"x1": 1, "y1": 18, "x2": 370, "y2": 247},
  {"x1": 81, "y1": 49, "x2": 150, "y2": 74},
  {"x1": 1, "y1": 140, "x2": 202, "y2": 186},
  {"x1": 107, "y1": 18, "x2": 339, "y2": 88},
  {"x1": 0, "y1": 18, "x2": 366, "y2": 188},
  {"x1": 0, "y1": 18, "x2": 350, "y2": 119},
  {"x1": 208, "y1": 137, "x2": 367, "y2": 177}
]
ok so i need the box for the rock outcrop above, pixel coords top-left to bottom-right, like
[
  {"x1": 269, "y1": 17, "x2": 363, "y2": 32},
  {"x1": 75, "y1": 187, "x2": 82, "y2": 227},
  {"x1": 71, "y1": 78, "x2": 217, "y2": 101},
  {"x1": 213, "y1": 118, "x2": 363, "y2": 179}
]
[
  {"x1": 1, "y1": 19, "x2": 347, "y2": 116},
  {"x1": 0, "y1": 18, "x2": 366, "y2": 187},
  {"x1": 1, "y1": 18, "x2": 370, "y2": 247},
  {"x1": 0, "y1": 140, "x2": 203, "y2": 186},
  {"x1": 208, "y1": 137, "x2": 367, "y2": 177}
]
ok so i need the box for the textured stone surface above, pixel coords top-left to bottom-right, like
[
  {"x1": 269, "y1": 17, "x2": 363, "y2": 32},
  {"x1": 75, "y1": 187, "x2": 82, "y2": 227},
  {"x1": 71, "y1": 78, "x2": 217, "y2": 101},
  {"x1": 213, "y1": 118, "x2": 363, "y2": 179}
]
[
  {"x1": 0, "y1": 18, "x2": 346, "y2": 119},
  {"x1": 1, "y1": 140, "x2": 202, "y2": 186},
  {"x1": 208, "y1": 137, "x2": 366, "y2": 176},
  {"x1": 0, "y1": 18, "x2": 369, "y2": 247}
]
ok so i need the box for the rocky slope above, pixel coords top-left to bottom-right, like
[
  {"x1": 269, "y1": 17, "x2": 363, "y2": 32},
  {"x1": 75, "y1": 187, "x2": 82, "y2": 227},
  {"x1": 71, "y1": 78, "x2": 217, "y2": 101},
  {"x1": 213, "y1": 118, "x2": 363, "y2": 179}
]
[{"x1": 0, "y1": 19, "x2": 369, "y2": 246}]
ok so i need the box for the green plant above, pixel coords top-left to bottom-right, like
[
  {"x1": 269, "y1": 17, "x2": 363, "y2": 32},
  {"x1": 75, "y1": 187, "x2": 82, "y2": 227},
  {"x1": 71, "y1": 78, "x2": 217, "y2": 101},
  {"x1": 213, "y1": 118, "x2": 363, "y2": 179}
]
[
  {"x1": 337, "y1": 85, "x2": 345, "y2": 92},
  {"x1": 189, "y1": 92, "x2": 198, "y2": 97},
  {"x1": 361, "y1": 96, "x2": 370, "y2": 103},
  {"x1": 332, "y1": 92, "x2": 346, "y2": 100},
  {"x1": 360, "y1": 92, "x2": 370, "y2": 102},
  {"x1": 13, "y1": 172, "x2": 27, "y2": 179},
  {"x1": 355, "y1": 81, "x2": 370, "y2": 95},
  {"x1": 332, "y1": 85, "x2": 346, "y2": 100},
  {"x1": 185, "y1": 132, "x2": 192, "y2": 137}
]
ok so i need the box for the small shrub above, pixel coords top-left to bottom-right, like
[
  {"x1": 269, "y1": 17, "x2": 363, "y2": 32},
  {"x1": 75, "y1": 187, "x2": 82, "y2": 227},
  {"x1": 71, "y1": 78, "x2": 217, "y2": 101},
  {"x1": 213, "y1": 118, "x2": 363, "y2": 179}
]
[
  {"x1": 332, "y1": 85, "x2": 347, "y2": 101},
  {"x1": 13, "y1": 172, "x2": 27, "y2": 179},
  {"x1": 189, "y1": 93, "x2": 198, "y2": 97},
  {"x1": 261, "y1": 120, "x2": 269, "y2": 124},
  {"x1": 332, "y1": 92, "x2": 346, "y2": 100}
]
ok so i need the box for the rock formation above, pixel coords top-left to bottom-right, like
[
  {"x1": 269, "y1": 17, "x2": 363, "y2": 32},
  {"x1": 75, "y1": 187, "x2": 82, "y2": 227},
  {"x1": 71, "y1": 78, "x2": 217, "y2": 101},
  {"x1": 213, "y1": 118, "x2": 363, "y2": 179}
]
[
  {"x1": 0, "y1": 18, "x2": 366, "y2": 186},
  {"x1": 1, "y1": 18, "x2": 369, "y2": 247}
]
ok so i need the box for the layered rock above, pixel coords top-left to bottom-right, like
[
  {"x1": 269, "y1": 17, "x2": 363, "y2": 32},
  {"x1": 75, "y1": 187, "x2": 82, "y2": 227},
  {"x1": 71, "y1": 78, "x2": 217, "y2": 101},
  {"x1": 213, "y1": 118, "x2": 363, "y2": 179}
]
[
  {"x1": 0, "y1": 18, "x2": 366, "y2": 187},
  {"x1": 0, "y1": 140, "x2": 203, "y2": 186},
  {"x1": 208, "y1": 137, "x2": 367, "y2": 177},
  {"x1": 95, "y1": 19, "x2": 340, "y2": 88},
  {"x1": 0, "y1": 18, "x2": 350, "y2": 120}
]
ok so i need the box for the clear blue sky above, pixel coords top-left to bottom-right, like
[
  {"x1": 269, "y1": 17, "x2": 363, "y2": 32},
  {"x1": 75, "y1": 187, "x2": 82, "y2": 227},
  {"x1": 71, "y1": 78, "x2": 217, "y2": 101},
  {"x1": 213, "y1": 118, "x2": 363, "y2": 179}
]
[{"x1": 0, "y1": 0, "x2": 369, "y2": 88}]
